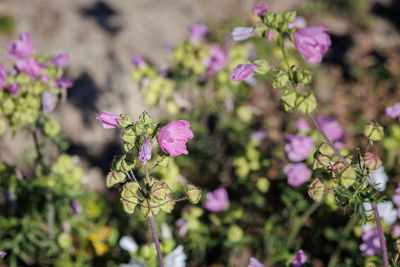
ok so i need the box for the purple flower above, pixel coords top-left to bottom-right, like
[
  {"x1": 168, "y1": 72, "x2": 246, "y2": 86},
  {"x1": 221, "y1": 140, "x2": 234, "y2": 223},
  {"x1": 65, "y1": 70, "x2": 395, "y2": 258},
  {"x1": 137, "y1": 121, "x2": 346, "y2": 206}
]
[
  {"x1": 295, "y1": 119, "x2": 310, "y2": 131},
  {"x1": 175, "y1": 218, "x2": 189, "y2": 237},
  {"x1": 7, "y1": 32, "x2": 35, "y2": 59},
  {"x1": 386, "y1": 103, "x2": 400, "y2": 119},
  {"x1": 49, "y1": 54, "x2": 69, "y2": 67},
  {"x1": 288, "y1": 16, "x2": 307, "y2": 29},
  {"x1": 14, "y1": 58, "x2": 44, "y2": 79},
  {"x1": 231, "y1": 27, "x2": 254, "y2": 41},
  {"x1": 230, "y1": 64, "x2": 256, "y2": 82},
  {"x1": 203, "y1": 187, "x2": 229, "y2": 212},
  {"x1": 131, "y1": 54, "x2": 147, "y2": 68},
  {"x1": 291, "y1": 250, "x2": 308, "y2": 267},
  {"x1": 96, "y1": 110, "x2": 122, "y2": 129},
  {"x1": 293, "y1": 26, "x2": 331, "y2": 63},
  {"x1": 284, "y1": 134, "x2": 314, "y2": 162},
  {"x1": 0, "y1": 63, "x2": 7, "y2": 89},
  {"x1": 55, "y1": 78, "x2": 73, "y2": 88},
  {"x1": 0, "y1": 251, "x2": 6, "y2": 258},
  {"x1": 359, "y1": 229, "x2": 381, "y2": 257},
  {"x1": 8, "y1": 82, "x2": 19, "y2": 95},
  {"x1": 71, "y1": 200, "x2": 80, "y2": 216},
  {"x1": 392, "y1": 225, "x2": 400, "y2": 237},
  {"x1": 41, "y1": 90, "x2": 56, "y2": 114},
  {"x1": 284, "y1": 163, "x2": 311, "y2": 188},
  {"x1": 41, "y1": 74, "x2": 49, "y2": 84},
  {"x1": 252, "y1": 4, "x2": 268, "y2": 17},
  {"x1": 190, "y1": 24, "x2": 208, "y2": 42},
  {"x1": 139, "y1": 139, "x2": 152, "y2": 165},
  {"x1": 266, "y1": 31, "x2": 274, "y2": 41},
  {"x1": 248, "y1": 257, "x2": 266, "y2": 267},
  {"x1": 158, "y1": 120, "x2": 194, "y2": 157},
  {"x1": 316, "y1": 115, "x2": 345, "y2": 145},
  {"x1": 201, "y1": 45, "x2": 228, "y2": 80},
  {"x1": 251, "y1": 130, "x2": 267, "y2": 143}
]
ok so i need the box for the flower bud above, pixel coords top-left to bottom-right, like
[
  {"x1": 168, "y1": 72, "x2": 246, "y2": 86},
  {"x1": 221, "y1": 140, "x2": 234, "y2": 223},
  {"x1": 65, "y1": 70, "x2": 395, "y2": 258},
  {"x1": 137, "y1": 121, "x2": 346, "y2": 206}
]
[
  {"x1": 117, "y1": 114, "x2": 133, "y2": 128},
  {"x1": 106, "y1": 171, "x2": 126, "y2": 188},
  {"x1": 273, "y1": 70, "x2": 289, "y2": 88},
  {"x1": 364, "y1": 121, "x2": 384, "y2": 141},
  {"x1": 112, "y1": 154, "x2": 136, "y2": 172},
  {"x1": 185, "y1": 184, "x2": 202, "y2": 204},
  {"x1": 363, "y1": 152, "x2": 382, "y2": 171},
  {"x1": 256, "y1": 177, "x2": 270, "y2": 193},
  {"x1": 263, "y1": 11, "x2": 275, "y2": 25},
  {"x1": 296, "y1": 93, "x2": 317, "y2": 113},
  {"x1": 253, "y1": 59, "x2": 270, "y2": 75},
  {"x1": 254, "y1": 22, "x2": 268, "y2": 37},
  {"x1": 121, "y1": 182, "x2": 140, "y2": 200},
  {"x1": 121, "y1": 198, "x2": 137, "y2": 214},
  {"x1": 308, "y1": 178, "x2": 325, "y2": 202},
  {"x1": 335, "y1": 164, "x2": 356, "y2": 188},
  {"x1": 283, "y1": 10, "x2": 297, "y2": 23},
  {"x1": 281, "y1": 91, "x2": 297, "y2": 111},
  {"x1": 141, "y1": 199, "x2": 160, "y2": 217}
]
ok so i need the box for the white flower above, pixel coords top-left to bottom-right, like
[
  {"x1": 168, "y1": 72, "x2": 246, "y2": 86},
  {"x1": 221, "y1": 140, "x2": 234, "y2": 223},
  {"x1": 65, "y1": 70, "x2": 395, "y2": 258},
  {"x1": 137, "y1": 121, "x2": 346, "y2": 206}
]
[
  {"x1": 119, "y1": 236, "x2": 138, "y2": 253},
  {"x1": 363, "y1": 201, "x2": 397, "y2": 225},
  {"x1": 361, "y1": 223, "x2": 374, "y2": 233},
  {"x1": 369, "y1": 166, "x2": 388, "y2": 192},
  {"x1": 165, "y1": 245, "x2": 186, "y2": 267},
  {"x1": 161, "y1": 223, "x2": 172, "y2": 240},
  {"x1": 119, "y1": 259, "x2": 146, "y2": 267}
]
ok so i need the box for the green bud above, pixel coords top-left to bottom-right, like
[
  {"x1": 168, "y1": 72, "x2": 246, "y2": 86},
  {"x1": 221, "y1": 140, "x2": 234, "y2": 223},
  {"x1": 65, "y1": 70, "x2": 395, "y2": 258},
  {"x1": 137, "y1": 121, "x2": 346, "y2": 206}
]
[
  {"x1": 185, "y1": 184, "x2": 202, "y2": 204},
  {"x1": 296, "y1": 93, "x2": 317, "y2": 113},
  {"x1": 263, "y1": 11, "x2": 275, "y2": 25},
  {"x1": 112, "y1": 154, "x2": 136, "y2": 172},
  {"x1": 0, "y1": 118, "x2": 6, "y2": 136},
  {"x1": 281, "y1": 91, "x2": 297, "y2": 111},
  {"x1": 273, "y1": 70, "x2": 289, "y2": 88},
  {"x1": 253, "y1": 59, "x2": 270, "y2": 75},
  {"x1": 308, "y1": 178, "x2": 325, "y2": 202},
  {"x1": 254, "y1": 22, "x2": 268, "y2": 37},
  {"x1": 160, "y1": 195, "x2": 175, "y2": 213},
  {"x1": 2, "y1": 98, "x2": 14, "y2": 115},
  {"x1": 227, "y1": 225, "x2": 244, "y2": 243},
  {"x1": 363, "y1": 152, "x2": 382, "y2": 171},
  {"x1": 256, "y1": 177, "x2": 270, "y2": 193},
  {"x1": 43, "y1": 119, "x2": 61, "y2": 137},
  {"x1": 118, "y1": 114, "x2": 133, "y2": 128},
  {"x1": 141, "y1": 200, "x2": 160, "y2": 217},
  {"x1": 121, "y1": 182, "x2": 140, "y2": 200},
  {"x1": 318, "y1": 142, "x2": 335, "y2": 156},
  {"x1": 272, "y1": 14, "x2": 283, "y2": 29},
  {"x1": 313, "y1": 154, "x2": 331, "y2": 169},
  {"x1": 301, "y1": 70, "x2": 312, "y2": 84},
  {"x1": 339, "y1": 166, "x2": 356, "y2": 188},
  {"x1": 121, "y1": 198, "x2": 137, "y2": 214},
  {"x1": 122, "y1": 128, "x2": 136, "y2": 144},
  {"x1": 124, "y1": 142, "x2": 135, "y2": 152},
  {"x1": 150, "y1": 181, "x2": 171, "y2": 201},
  {"x1": 139, "y1": 111, "x2": 153, "y2": 125},
  {"x1": 106, "y1": 171, "x2": 126, "y2": 188},
  {"x1": 283, "y1": 10, "x2": 296, "y2": 23},
  {"x1": 364, "y1": 121, "x2": 384, "y2": 141}
]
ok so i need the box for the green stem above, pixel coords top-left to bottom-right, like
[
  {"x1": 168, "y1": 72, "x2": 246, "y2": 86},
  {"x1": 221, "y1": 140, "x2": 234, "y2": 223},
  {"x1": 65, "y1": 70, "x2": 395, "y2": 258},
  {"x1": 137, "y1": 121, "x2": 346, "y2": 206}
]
[
  {"x1": 327, "y1": 216, "x2": 358, "y2": 267},
  {"x1": 46, "y1": 190, "x2": 55, "y2": 239},
  {"x1": 287, "y1": 199, "x2": 322, "y2": 248},
  {"x1": 278, "y1": 35, "x2": 293, "y2": 80}
]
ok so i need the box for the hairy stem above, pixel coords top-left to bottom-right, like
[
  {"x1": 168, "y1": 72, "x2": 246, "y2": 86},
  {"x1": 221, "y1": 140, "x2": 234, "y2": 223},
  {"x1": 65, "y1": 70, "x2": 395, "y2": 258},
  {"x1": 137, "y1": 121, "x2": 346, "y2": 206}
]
[
  {"x1": 372, "y1": 203, "x2": 389, "y2": 267},
  {"x1": 149, "y1": 216, "x2": 164, "y2": 267}
]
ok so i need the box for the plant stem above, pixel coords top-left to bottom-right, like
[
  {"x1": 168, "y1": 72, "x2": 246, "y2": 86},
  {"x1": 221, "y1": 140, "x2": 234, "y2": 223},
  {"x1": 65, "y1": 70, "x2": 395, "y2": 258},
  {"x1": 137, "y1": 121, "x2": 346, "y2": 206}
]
[
  {"x1": 372, "y1": 203, "x2": 389, "y2": 267},
  {"x1": 327, "y1": 216, "x2": 358, "y2": 267},
  {"x1": 287, "y1": 199, "x2": 322, "y2": 248},
  {"x1": 278, "y1": 35, "x2": 293, "y2": 80},
  {"x1": 149, "y1": 216, "x2": 164, "y2": 267}
]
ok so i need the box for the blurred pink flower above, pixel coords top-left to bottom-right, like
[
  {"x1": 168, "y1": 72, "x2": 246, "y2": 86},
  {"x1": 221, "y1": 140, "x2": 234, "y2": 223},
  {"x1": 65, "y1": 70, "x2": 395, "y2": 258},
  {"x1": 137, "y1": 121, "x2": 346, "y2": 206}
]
[
  {"x1": 359, "y1": 229, "x2": 381, "y2": 257},
  {"x1": 386, "y1": 103, "x2": 400, "y2": 119},
  {"x1": 158, "y1": 120, "x2": 193, "y2": 157},
  {"x1": 248, "y1": 257, "x2": 266, "y2": 267},
  {"x1": 175, "y1": 218, "x2": 189, "y2": 237},
  {"x1": 203, "y1": 187, "x2": 229, "y2": 212},
  {"x1": 131, "y1": 54, "x2": 147, "y2": 68},
  {"x1": 96, "y1": 110, "x2": 122, "y2": 129},
  {"x1": 139, "y1": 139, "x2": 152, "y2": 165},
  {"x1": 7, "y1": 32, "x2": 35, "y2": 59},
  {"x1": 8, "y1": 82, "x2": 19, "y2": 95},
  {"x1": 15, "y1": 58, "x2": 43, "y2": 79},
  {"x1": 41, "y1": 90, "x2": 56, "y2": 114},
  {"x1": 41, "y1": 74, "x2": 49, "y2": 84},
  {"x1": 55, "y1": 78, "x2": 73, "y2": 88},
  {"x1": 201, "y1": 45, "x2": 228, "y2": 80},
  {"x1": 49, "y1": 54, "x2": 69, "y2": 67},
  {"x1": 231, "y1": 27, "x2": 254, "y2": 41},
  {"x1": 230, "y1": 64, "x2": 256, "y2": 82},
  {"x1": 316, "y1": 115, "x2": 345, "y2": 145},
  {"x1": 288, "y1": 16, "x2": 307, "y2": 29},
  {"x1": 392, "y1": 225, "x2": 400, "y2": 237},
  {"x1": 0, "y1": 64, "x2": 7, "y2": 89},
  {"x1": 293, "y1": 26, "x2": 331, "y2": 63},
  {"x1": 295, "y1": 118, "x2": 310, "y2": 131},
  {"x1": 291, "y1": 250, "x2": 307, "y2": 267},
  {"x1": 252, "y1": 4, "x2": 268, "y2": 17},
  {"x1": 0, "y1": 251, "x2": 6, "y2": 258},
  {"x1": 284, "y1": 163, "x2": 311, "y2": 188},
  {"x1": 266, "y1": 31, "x2": 274, "y2": 40},
  {"x1": 284, "y1": 134, "x2": 314, "y2": 162},
  {"x1": 190, "y1": 24, "x2": 208, "y2": 42},
  {"x1": 251, "y1": 130, "x2": 268, "y2": 143}
]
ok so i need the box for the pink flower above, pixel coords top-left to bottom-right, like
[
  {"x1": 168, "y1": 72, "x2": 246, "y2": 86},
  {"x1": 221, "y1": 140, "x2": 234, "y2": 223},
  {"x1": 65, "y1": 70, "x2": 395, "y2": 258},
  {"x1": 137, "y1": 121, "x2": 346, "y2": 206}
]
[
  {"x1": 139, "y1": 139, "x2": 152, "y2": 165},
  {"x1": 231, "y1": 27, "x2": 254, "y2": 41},
  {"x1": 14, "y1": 58, "x2": 44, "y2": 79},
  {"x1": 41, "y1": 90, "x2": 56, "y2": 114},
  {"x1": 175, "y1": 218, "x2": 189, "y2": 237},
  {"x1": 7, "y1": 33, "x2": 35, "y2": 59},
  {"x1": 386, "y1": 103, "x2": 400, "y2": 119},
  {"x1": 295, "y1": 119, "x2": 310, "y2": 131},
  {"x1": 392, "y1": 225, "x2": 400, "y2": 237},
  {"x1": 131, "y1": 54, "x2": 147, "y2": 68},
  {"x1": 8, "y1": 82, "x2": 19, "y2": 95},
  {"x1": 49, "y1": 54, "x2": 69, "y2": 67},
  {"x1": 288, "y1": 16, "x2": 307, "y2": 29},
  {"x1": 266, "y1": 31, "x2": 274, "y2": 40},
  {"x1": 55, "y1": 78, "x2": 73, "y2": 88},
  {"x1": 284, "y1": 134, "x2": 314, "y2": 162},
  {"x1": 0, "y1": 63, "x2": 7, "y2": 89},
  {"x1": 189, "y1": 24, "x2": 208, "y2": 42},
  {"x1": 203, "y1": 187, "x2": 229, "y2": 212},
  {"x1": 230, "y1": 64, "x2": 256, "y2": 82},
  {"x1": 201, "y1": 46, "x2": 228, "y2": 80},
  {"x1": 248, "y1": 257, "x2": 266, "y2": 267},
  {"x1": 293, "y1": 26, "x2": 331, "y2": 63},
  {"x1": 158, "y1": 120, "x2": 193, "y2": 157},
  {"x1": 291, "y1": 250, "x2": 307, "y2": 267},
  {"x1": 0, "y1": 251, "x2": 6, "y2": 258},
  {"x1": 252, "y1": 4, "x2": 268, "y2": 17},
  {"x1": 359, "y1": 229, "x2": 381, "y2": 257},
  {"x1": 284, "y1": 163, "x2": 311, "y2": 188},
  {"x1": 96, "y1": 110, "x2": 122, "y2": 129},
  {"x1": 251, "y1": 130, "x2": 268, "y2": 143},
  {"x1": 316, "y1": 116, "x2": 345, "y2": 149},
  {"x1": 41, "y1": 74, "x2": 49, "y2": 83}
]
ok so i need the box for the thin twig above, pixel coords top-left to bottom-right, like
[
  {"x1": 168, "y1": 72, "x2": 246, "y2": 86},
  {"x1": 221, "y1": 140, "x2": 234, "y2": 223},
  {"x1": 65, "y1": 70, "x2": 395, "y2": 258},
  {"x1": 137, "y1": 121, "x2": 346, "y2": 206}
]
[
  {"x1": 372, "y1": 203, "x2": 389, "y2": 267},
  {"x1": 149, "y1": 216, "x2": 164, "y2": 267}
]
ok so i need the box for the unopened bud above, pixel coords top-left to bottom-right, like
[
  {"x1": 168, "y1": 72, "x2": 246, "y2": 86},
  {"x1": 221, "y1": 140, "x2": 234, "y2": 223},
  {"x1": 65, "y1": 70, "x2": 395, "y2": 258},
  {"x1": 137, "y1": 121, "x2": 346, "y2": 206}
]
[
  {"x1": 118, "y1": 114, "x2": 133, "y2": 128},
  {"x1": 254, "y1": 22, "x2": 268, "y2": 37},
  {"x1": 308, "y1": 178, "x2": 325, "y2": 202},
  {"x1": 185, "y1": 184, "x2": 202, "y2": 204},
  {"x1": 106, "y1": 171, "x2": 126, "y2": 188},
  {"x1": 253, "y1": 59, "x2": 270, "y2": 75},
  {"x1": 364, "y1": 121, "x2": 384, "y2": 141},
  {"x1": 363, "y1": 152, "x2": 382, "y2": 171}
]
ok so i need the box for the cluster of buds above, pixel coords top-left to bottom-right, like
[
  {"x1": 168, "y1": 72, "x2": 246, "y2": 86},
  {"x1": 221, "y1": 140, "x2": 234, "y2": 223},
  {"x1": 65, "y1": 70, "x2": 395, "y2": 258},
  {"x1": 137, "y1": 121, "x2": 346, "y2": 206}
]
[
  {"x1": 0, "y1": 33, "x2": 73, "y2": 134},
  {"x1": 98, "y1": 111, "x2": 201, "y2": 217}
]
